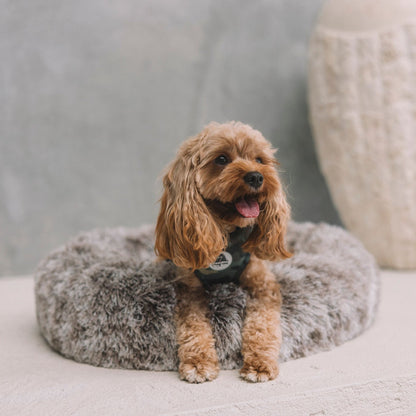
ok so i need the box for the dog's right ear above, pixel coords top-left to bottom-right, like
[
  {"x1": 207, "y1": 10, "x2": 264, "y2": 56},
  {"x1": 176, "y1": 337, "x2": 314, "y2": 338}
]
[{"x1": 155, "y1": 136, "x2": 226, "y2": 270}]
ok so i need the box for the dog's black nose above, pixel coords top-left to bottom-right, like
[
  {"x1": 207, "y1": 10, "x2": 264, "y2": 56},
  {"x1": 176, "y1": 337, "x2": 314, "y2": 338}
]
[{"x1": 244, "y1": 171, "x2": 264, "y2": 189}]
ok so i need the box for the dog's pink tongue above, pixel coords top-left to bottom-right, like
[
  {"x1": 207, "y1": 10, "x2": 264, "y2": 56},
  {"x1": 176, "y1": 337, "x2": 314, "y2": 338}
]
[{"x1": 235, "y1": 197, "x2": 259, "y2": 218}]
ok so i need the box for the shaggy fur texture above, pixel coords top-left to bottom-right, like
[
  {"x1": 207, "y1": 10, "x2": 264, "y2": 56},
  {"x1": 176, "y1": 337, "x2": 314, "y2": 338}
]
[
  {"x1": 35, "y1": 221, "x2": 380, "y2": 372},
  {"x1": 155, "y1": 122, "x2": 291, "y2": 382}
]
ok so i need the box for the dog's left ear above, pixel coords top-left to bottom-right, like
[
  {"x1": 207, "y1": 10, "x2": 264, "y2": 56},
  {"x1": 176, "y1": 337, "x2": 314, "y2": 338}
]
[{"x1": 243, "y1": 186, "x2": 292, "y2": 261}]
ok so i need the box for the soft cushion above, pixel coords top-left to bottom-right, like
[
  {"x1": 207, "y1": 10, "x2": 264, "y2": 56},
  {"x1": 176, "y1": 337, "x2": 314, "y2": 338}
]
[{"x1": 34, "y1": 222, "x2": 380, "y2": 370}]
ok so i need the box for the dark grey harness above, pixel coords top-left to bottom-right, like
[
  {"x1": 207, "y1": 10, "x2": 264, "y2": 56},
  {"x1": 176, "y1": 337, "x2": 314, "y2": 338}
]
[{"x1": 194, "y1": 226, "x2": 253, "y2": 287}]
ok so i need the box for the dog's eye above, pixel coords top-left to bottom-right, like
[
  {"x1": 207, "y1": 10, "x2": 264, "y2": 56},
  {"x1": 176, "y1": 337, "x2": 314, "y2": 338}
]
[
  {"x1": 215, "y1": 155, "x2": 229, "y2": 166},
  {"x1": 256, "y1": 157, "x2": 263, "y2": 164}
]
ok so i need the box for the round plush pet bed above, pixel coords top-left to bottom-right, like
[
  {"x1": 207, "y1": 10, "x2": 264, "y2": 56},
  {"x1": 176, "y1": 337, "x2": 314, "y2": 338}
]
[{"x1": 35, "y1": 222, "x2": 380, "y2": 370}]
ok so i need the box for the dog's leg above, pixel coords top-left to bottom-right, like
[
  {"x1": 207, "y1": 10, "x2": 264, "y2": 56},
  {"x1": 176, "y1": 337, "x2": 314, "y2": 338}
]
[
  {"x1": 175, "y1": 278, "x2": 219, "y2": 383},
  {"x1": 239, "y1": 256, "x2": 282, "y2": 382}
]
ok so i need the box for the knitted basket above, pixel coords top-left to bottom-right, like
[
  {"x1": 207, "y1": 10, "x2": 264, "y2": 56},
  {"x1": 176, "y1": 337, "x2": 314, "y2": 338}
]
[{"x1": 308, "y1": 0, "x2": 416, "y2": 268}]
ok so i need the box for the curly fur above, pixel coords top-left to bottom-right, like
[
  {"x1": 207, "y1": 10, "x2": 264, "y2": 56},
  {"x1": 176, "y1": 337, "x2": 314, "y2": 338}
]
[
  {"x1": 155, "y1": 121, "x2": 291, "y2": 270},
  {"x1": 154, "y1": 122, "x2": 292, "y2": 382}
]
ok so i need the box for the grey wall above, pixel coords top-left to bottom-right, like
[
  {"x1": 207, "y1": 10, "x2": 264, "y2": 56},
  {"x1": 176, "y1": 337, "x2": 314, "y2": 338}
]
[{"x1": 0, "y1": 0, "x2": 340, "y2": 276}]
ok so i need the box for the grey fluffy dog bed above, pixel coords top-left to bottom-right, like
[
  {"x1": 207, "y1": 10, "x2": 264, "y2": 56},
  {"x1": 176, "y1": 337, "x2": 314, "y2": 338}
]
[{"x1": 35, "y1": 222, "x2": 380, "y2": 370}]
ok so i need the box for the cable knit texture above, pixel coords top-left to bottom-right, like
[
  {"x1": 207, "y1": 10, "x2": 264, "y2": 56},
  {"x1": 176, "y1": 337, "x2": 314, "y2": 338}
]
[
  {"x1": 309, "y1": 22, "x2": 416, "y2": 269},
  {"x1": 34, "y1": 222, "x2": 379, "y2": 370}
]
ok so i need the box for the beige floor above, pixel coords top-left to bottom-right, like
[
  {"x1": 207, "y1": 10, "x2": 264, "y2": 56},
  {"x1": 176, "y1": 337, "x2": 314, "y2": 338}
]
[{"x1": 1, "y1": 271, "x2": 415, "y2": 416}]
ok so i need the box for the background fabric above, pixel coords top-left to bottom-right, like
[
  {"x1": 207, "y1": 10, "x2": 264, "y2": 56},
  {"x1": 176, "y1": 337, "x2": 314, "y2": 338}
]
[{"x1": 0, "y1": 0, "x2": 338, "y2": 276}]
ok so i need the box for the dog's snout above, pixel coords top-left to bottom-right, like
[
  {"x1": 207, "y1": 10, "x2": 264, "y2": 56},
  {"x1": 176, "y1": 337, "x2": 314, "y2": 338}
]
[{"x1": 244, "y1": 171, "x2": 263, "y2": 189}]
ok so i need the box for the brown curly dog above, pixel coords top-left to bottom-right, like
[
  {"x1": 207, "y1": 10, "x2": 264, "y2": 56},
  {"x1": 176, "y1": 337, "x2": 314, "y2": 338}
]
[{"x1": 155, "y1": 121, "x2": 291, "y2": 383}]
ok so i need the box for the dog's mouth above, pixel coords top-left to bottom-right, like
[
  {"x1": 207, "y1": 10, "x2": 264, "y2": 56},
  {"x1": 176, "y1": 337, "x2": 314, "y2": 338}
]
[
  {"x1": 205, "y1": 196, "x2": 260, "y2": 219},
  {"x1": 234, "y1": 196, "x2": 260, "y2": 218}
]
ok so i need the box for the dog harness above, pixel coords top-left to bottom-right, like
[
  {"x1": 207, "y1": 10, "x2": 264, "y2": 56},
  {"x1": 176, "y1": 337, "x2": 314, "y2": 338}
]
[{"x1": 194, "y1": 226, "x2": 253, "y2": 287}]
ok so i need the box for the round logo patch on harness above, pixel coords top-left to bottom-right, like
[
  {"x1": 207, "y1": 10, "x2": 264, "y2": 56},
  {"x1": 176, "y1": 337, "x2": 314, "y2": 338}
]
[{"x1": 209, "y1": 251, "x2": 233, "y2": 271}]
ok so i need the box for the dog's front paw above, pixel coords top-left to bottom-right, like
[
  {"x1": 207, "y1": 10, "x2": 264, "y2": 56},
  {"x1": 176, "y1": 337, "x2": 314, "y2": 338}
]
[
  {"x1": 240, "y1": 360, "x2": 279, "y2": 383},
  {"x1": 179, "y1": 360, "x2": 219, "y2": 383}
]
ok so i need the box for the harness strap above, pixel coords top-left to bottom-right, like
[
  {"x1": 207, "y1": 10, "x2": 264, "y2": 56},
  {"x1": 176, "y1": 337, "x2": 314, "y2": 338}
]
[{"x1": 194, "y1": 226, "x2": 253, "y2": 287}]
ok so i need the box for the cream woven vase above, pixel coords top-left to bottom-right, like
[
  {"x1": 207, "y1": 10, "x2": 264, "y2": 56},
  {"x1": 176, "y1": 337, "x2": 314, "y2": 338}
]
[{"x1": 308, "y1": 0, "x2": 416, "y2": 269}]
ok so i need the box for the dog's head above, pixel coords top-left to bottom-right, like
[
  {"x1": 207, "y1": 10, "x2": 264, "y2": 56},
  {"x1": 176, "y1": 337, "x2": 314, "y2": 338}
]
[{"x1": 155, "y1": 121, "x2": 291, "y2": 270}]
